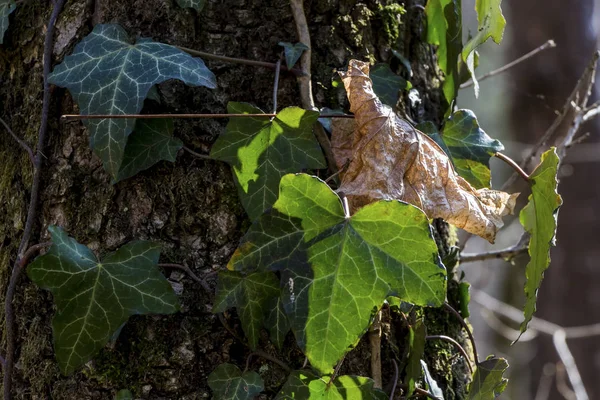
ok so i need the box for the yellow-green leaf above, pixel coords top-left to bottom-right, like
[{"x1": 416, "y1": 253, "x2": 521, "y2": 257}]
[{"x1": 467, "y1": 357, "x2": 509, "y2": 399}]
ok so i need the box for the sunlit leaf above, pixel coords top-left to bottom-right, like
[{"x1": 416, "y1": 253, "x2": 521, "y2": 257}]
[
  {"x1": 370, "y1": 63, "x2": 409, "y2": 107},
  {"x1": 425, "y1": 0, "x2": 462, "y2": 107},
  {"x1": 213, "y1": 271, "x2": 280, "y2": 350},
  {"x1": 115, "y1": 389, "x2": 133, "y2": 400},
  {"x1": 116, "y1": 119, "x2": 182, "y2": 182},
  {"x1": 462, "y1": 0, "x2": 506, "y2": 96},
  {"x1": 230, "y1": 173, "x2": 446, "y2": 374},
  {"x1": 208, "y1": 363, "x2": 264, "y2": 400},
  {"x1": 404, "y1": 319, "x2": 426, "y2": 396},
  {"x1": 421, "y1": 360, "x2": 445, "y2": 399},
  {"x1": 467, "y1": 357, "x2": 509, "y2": 399},
  {"x1": 332, "y1": 60, "x2": 518, "y2": 243},
  {"x1": 176, "y1": 0, "x2": 205, "y2": 12},
  {"x1": 278, "y1": 41, "x2": 309, "y2": 70},
  {"x1": 28, "y1": 226, "x2": 179, "y2": 374},
  {"x1": 519, "y1": 148, "x2": 562, "y2": 334},
  {"x1": 264, "y1": 297, "x2": 290, "y2": 350},
  {"x1": 210, "y1": 102, "x2": 326, "y2": 220},
  {"x1": 0, "y1": 0, "x2": 15, "y2": 44},
  {"x1": 48, "y1": 24, "x2": 216, "y2": 179},
  {"x1": 275, "y1": 371, "x2": 387, "y2": 399}
]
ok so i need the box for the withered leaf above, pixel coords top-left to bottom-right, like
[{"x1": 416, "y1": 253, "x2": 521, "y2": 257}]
[{"x1": 332, "y1": 60, "x2": 517, "y2": 243}]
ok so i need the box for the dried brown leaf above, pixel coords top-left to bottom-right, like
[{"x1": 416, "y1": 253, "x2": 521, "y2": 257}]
[{"x1": 332, "y1": 60, "x2": 518, "y2": 243}]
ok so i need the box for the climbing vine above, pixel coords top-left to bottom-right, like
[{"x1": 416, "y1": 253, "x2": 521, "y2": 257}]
[{"x1": 3, "y1": 0, "x2": 589, "y2": 399}]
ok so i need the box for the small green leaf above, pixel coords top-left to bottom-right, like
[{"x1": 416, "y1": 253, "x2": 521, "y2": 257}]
[
  {"x1": 441, "y1": 110, "x2": 504, "y2": 188},
  {"x1": 115, "y1": 389, "x2": 133, "y2": 400},
  {"x1": 275, "y1": 371, "x2": 387, "y2": 399},
  {"x1": 208, "y1": 363, "x2": 264, "y2": 400},
  {"x1": 425, "y1": 0, "x2": 462, "y2": 108},
  {"x1": 176, "y1": 0, "x2": 205, "y2": 12},
  {"x1": 48, "y1": 24, "x2": 216, "y2": 179},
  {"x1": 467, "y1": 357, "x2": 509, "y2": 399},
  {"x1": 28, "y1": 226, "x2": 179, "y2": 375},
  {"x1": 278, "y1": 42, "x2": 309, "y2": 70},
  {"x1": 462, "y1": 0, "x2": 507, "y2": 96},
  {"x1": 404, "y1": 319, "x2": 426, "y2": 396},
  {"x1": 116, "y1": 119, "x2": 182, "y2": 182},
  {"x1": 519, "y1": 148, "x2": 562, "y2": 334},
  {"x1": 210, "y1": 103, "x2": 326, "y2": 220},
  {"x1": 0, "y1": 0, "x2": 16, "y2": 44},
  {"x1": 421, "y1": 360, "x2": 445, "y2": 399},
  {"x1": 213, "y1": 271, "x2": 280, "y2": 349},
  {"x1": 370, "y1": 63, "x2": 408, "y2": 107},
  {"x1": 264, "y1": 297, "x2": 290, "y2": 350},
  {"x1": 458, "y1": 281, "x2": 471, "y2": 318},
  {"x1": 230, "y1": 174, "x2": 446, "y2": 374}
]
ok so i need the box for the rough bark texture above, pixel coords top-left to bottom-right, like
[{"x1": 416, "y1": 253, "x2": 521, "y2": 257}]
[{"x1": 0, "y1": 0, "x2": 469, "y2": 398}]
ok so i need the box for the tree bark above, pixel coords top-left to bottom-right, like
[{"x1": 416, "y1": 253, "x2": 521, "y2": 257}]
[{"x1": 0, "y1": 0, "x2": 469, "y2": 398}]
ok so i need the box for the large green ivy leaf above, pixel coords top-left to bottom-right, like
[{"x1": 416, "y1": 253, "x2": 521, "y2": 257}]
[
  {"x1": 442, "y1": 110, "x2": 503, "y2": 188},
  {"x1": 370, "y1": 63, "x2": 409, "y2": 107},
  {"x1": 176, "y1": 0, "x2": 205, "y2": 12},
  {"x1": 208, "y1": 363, "x2": 264, "y2": 400},
  {"x1": 426, "y1": 0, "x2": 462, "y2": 108},
  {"x1": 265, "y1": 296, "x2": 290, "y2": 350},
  {"x1": 0, "y1": 0, "x2": 15, "y2": 44},
  {"x1": 213, "y1": 270, "x2": 280, "y2": 349},
  {"x1": 519, "y1": 148, "x2": 562, "y2": 334},
  {"x1": 116, "y1": 119, "x2": 182, "y2": 182},
  {"x1": 275, "y1": 371, "x2": 387, "y2": 399},
  {"x1": 48, "y1": 24, "x2": 216, "y2": 179},
  {"x1": 229, "y1": 173, "x2": 446, "y2": 374},
  {"x1": 467, "y1": 357, "x2": 509, "y2": 399},
  {"x1": 27, "y1": 226, "x2": 179, "y2": 375},
  {"x1": 462, "y1": 0, "x2": 506, "y2": 96},
  {"x1": 210, "y1": 103, "x2": 326, "y2": 220},
  {"x1": 404, "y1": 319, "x2": 426, "y2": 396}
]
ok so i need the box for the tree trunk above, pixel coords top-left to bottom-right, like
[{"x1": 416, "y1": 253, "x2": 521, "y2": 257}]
[{"x1": 0, "y1": 0, "x2": 469, "y2": 398}]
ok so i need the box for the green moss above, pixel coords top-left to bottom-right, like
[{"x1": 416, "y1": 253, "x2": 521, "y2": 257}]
[{"x1": 377, "y1": 3, "x2": 406, "y2": 45}]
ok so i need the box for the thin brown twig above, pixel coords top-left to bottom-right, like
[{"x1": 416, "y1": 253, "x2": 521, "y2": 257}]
[
  {"x1": 460, "y1": 233, "x2": 529, "y2": 263},
  {"x1": 426, "y1": 335, "x2": 474, "y2": 374},
  {"x1": 443, "y1": 302, "x2": 479, "y2": 365},
  {"x1": 182, "y1": 146, "x2": 212, "y2": 160},
  {"x1": 460, "y1": 40, "x2": 556, "y2": 89},
  {"x1": 0, "y1": 117, "x2": 35, "y2": 165},
  {"x1": 369, "y1": 310, "x2": 383, "y2": 389},
  {"x1": 175, "y1": 45, "x2": 306, "y2": 77},
  {"x1": 4, "y1": 1, "x2": 66, "y2": 398},
  {"x1": 494, "y1": 152, "x2": 530, "y2": 182},
  {"x1": 60, "y1": 113, "x2": 354, "y2": 121},
  {"x1": 273, "y1": 58, "x2": 281, "y2": 114},
  {"x1": 327, "y1": 354, "x2": 347, "y2": 388},
  {"x1": 158, "y1": 263, "x2": 211, "y2": 293},
  {"x1": 390, "y1": 359, "x2": 399, "y2": 400}
]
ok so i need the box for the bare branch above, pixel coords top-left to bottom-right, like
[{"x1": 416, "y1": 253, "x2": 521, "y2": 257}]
[
  {"x1": 460, "y1": 233, "x2": 529, "y2": 263},
  {"x1": 553, "y1": 330, "x2": 589, "y2": 400},
  {"x1": 461, "y1": 40, "x2": 556, "y2": 89}
]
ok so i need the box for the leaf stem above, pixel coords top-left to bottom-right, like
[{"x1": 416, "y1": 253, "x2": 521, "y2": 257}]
[
  {"x1": 0, "y1": 117, "x2": 35, "y2": 166},
  {"x1": 443, "y1": 302, "x2": 479, "y2": 365},
  {"x1": 426, "y1": 335, "x2": 474, "y2": 374},
  {"x1": 460, "y1": 40, "x2": 556, "y2": 89},
  {"x1": 494, "y1": 152, "x2": 530, "y2": 182},
  {"x1": 369, "y1": 310, "x2": 383, "y2": 388},
  {"x1": 175, "y1": 45, "x2": 306, "y2": 77},
  {"x1": 390, "y1": 359, "x2": 399, "y2": 400},
  {"x1": 272, "y1": 58, "x2": 281, "y2": 114},
  {"x1": 244, "y1": 350, "x2": 291, "y2": 373},
  {"x1": 60, "y1": 113, "x2": 355, "y2": 120},
  {"x1": 182, "y1": 146, "x2": 213, "y2": 161}
]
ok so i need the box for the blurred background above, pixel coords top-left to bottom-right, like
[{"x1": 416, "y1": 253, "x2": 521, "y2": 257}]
[{"x1": 457, "y1": 0, "x2": 600, "y2": 398}]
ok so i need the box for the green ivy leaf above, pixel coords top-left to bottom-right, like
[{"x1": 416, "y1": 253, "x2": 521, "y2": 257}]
[
  {"x1": 230, "y1": 173, "x2": 446, "y2": 374},
  {"x1": 213, "y1": 271, "x2": 280, "y2": 349},
  {"x1": 442, "y1": 110, "x2": 504, "y2": 189},
  {"x1": 210, "y1": 103, "x2": 326, "y2": 220},
  {"x1": 48, "y1": 24, "x2": 216, "y2": 179},
  {"x1": 404, "y1": 319, "x2": 426, "y2": 396},
  {"x1": 116, "y1": 119, "x2": 182, "y2": 182},
  {"x1": 519, "y1": 148, "x2": 562, "y2": 334},
  {"x1": 115, "y1": 389, "x2": 133, "y2": 400},
  {"x1": 462, "y1": 0, "x2": 506, "y2": 96},
  {"x1": 208, "y1": 363, "x2": 264, "y2": 400},
  {"x1": 176, "y1": 0, "x2": 205, "y2": 12},
  {"x1": 27, "y1": 226, "x2": 179, "y2": 375},
  {"x1": 265, "y1": 296, "x2": 290, "y2": 350},
  {"x1": 467, "y1": 357, "x2": 509, "y2": 399},
  {"x1": 0, "y1": 0, "x2": 15, "y2": 44},
  {"x1": 425, "y1": 0, "x2": 462, "y2": 108},
  {"x1": 370, "y1": 63, "x2": 409, "y2": 107},
  {"x1": 278, "y1": 42, "x2": 309, "y2": 70},
  {"x1": 275, "y1": 371, "x2": 387, "y2": 399}
]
